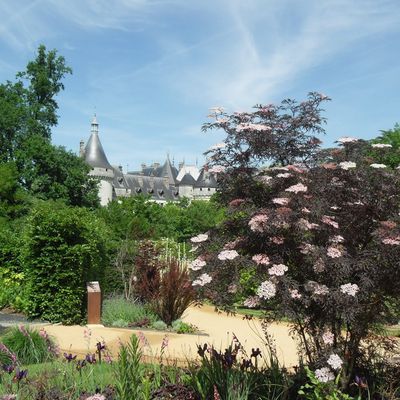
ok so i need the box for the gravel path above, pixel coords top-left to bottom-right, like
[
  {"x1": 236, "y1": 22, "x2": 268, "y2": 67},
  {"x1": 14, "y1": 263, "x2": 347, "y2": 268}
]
[{"x1": 0, "y1": 311, "x2": 45, "y2": 335}]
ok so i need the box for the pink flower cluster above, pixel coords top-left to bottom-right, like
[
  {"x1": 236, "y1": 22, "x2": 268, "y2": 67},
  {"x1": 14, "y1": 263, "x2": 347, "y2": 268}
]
[
  {"x1": 272, "y1": 197, "x2": 289, "y2": 206},
  {"x1": 382, "y1": 237, "x2": 400, "y2": 245},
  {"x1": 252, "y1": 254, "x2": 270, "y2": 265},
  {"x1": 268, "y1": 264, "x2": 288, "y2": 276},
  {"x1": 248, "y1": 214, "x2": 269, "y2": 233},
  {"x1": 327, "y1": 246, "x2": 343, "y2": 258},
  {"x1": 229, "y1": 198, "x2": 245, "y2": 207},
  {"x1": 322, "y1": 215, "x2": 339, "y2": 229},
  {"x1": 327, "y1": 354, "x2": 343, "y2": 370},
  {"x1": 276, "y1": 173, "x2": 291, "y2": 178},
  {"x1": 270, "y1": 236, "x2": 284, "y2": 245},
  {"x1": 330, "y1": 235, "x2": 344, "y2": 243},
  {"x1": 322, "y1": 331, "x2": 334, "y2": 345},
  {"x1": 315, "y1": 367, "x2": 335, "y2": 383},
  {"x1": 218, "y1": 250, "x2": 239, "y2": 260},
  {"x1": 371, "y1": 143, "x2": 392, "y2": 148},
  {"x1": 209, "y1": 165, "x2": 225, "y2": 173},
  {"x1": 285, "y1": 183, "x2": 308, "y2": 193},
  {"x1": 289, "y1": 289, "x2": 302, "y2": 299},
  {"x1": 243, "y1": 296, "x2": 260, "y2": 308},
  {"x1": 339, "y1": 161, "x2": 356, "y2": 170},
  {"x1": 298, "y1": 219, "x2": 319, "y2": 230},
  {"x1": 338, "y1": 136, "x2": 358, "y2": 144},
  {"x1": 236, "y1": 123, "x2": 271, "y2": 132}
]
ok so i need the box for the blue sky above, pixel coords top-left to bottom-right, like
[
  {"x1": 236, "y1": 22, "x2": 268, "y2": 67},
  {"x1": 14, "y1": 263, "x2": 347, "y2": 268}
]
[{"x1": 0, "y1": 0, "x2": 399, "y2": 171}]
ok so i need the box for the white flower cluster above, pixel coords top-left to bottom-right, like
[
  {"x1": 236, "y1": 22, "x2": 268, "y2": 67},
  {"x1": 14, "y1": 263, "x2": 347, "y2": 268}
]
[
  {"x1": 370, "y1": 163, "x2": 387, "y2": 169},
  {"x1": 257, "y1": 280, "x2": 276, "y2": 299},
  {"x1": 340, "y1": 283, "x2": 359, "y2": 297},
  {"x1": 327, "y1": 354, "x2": 343, "y2": 370},
  {"x1": 371, "y1": 143, "x2": 392, "y2": 148},
  {"x1": 189, "y1": 258, "x2": 206, "y2": 271},
  {"x1": 190, "y1": 233, "x2": 208, "y2": 243},
  {"x1": 268, "y1": 264, "x2": 288, "y2": 276},
  {"x1": 338, "y1": 136, "x2": 358, "y2": 144},
  {"x1": 218, "y1": 250, "x2": 239, "y2": 261},
  {"x1": 339, "y1": 161, "x2": 356, "y2": 170},
  {"x1": 192, "y1": 273, "x2": 212, "y2": 287},
  {"x1": 315, "y1": 367, "x2": 335, "y2": 383},
  {"x1": 276, "y1": 173, "x2": 291, "y2": 178},
  {"x1": 236, "y1": 123, "x2": 271, "y2": 132},
  {"x1": 285, "y1": 183, "x2": 308, "y2": 193}
]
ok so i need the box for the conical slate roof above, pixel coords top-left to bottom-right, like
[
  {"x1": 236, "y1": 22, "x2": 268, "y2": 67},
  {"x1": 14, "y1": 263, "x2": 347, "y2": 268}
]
[
  {"x1": 160, "y1": 156, "x2": 178, "y2": 183},
  {"x1": 195, "y1": 169, "x2": 218, "y2": 188},
  {"x1": 179, "y1": 172, "x2": 197, "y2": 186},
  {"x1": 85, "y1": 115, "x2": 113, "y2": 169}
]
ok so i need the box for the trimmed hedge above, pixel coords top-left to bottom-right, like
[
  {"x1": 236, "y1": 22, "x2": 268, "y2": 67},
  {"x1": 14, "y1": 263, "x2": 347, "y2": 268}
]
[{"x1": 23, "y1": 201, "x2": 108, "y2": 324}]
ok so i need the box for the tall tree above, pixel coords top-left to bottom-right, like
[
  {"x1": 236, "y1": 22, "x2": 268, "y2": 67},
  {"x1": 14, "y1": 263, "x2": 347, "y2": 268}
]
[{"x1": 16, "y1": 44, "x2": 72, "y2": 139}]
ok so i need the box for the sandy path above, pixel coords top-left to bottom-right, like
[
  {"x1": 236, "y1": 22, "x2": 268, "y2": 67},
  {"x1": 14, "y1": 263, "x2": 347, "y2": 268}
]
[{"x1": 43, "y1": 305, "x2": 299, "y2": 367}]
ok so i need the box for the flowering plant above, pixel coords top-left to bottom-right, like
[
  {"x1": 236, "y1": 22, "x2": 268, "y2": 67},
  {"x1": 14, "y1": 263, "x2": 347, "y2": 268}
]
[{"x1": 192, "y1": 94, "x2": 400, "y2": 390}]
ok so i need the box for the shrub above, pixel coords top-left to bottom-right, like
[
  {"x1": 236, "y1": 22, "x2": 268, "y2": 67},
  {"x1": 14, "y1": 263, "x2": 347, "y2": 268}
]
[
  {"x1": 23, "y1": 201, "x2": 108, "y2": 324},
  {"x1": 101, "y1": 297, "x2": 157, "y2": 328},
  {"x1": 151, "y1": 258, "x2": 195, "y2": 326},
  {"x1": 151, "y1": 320, "x2": 168, "y2": 331},
  {"x1": 0, "y1": 325, "x2": 58, "y2": 365},
  {"x1": 171, "y1": 320, "x2": 197, "y2": 334},
  {"x1": 194, "y1": 94, "x2": 400, "y2": 392}
]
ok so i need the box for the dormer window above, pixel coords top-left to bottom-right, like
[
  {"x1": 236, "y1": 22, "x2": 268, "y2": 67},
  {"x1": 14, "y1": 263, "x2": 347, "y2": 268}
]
[
  {"x1": 118, "y1": 177, "x2": 123, "y2": 184},
  {"x1": 136, "y1": 188, "x2": 142, "y2": 193},
  {"x1": 148, "y1": 188, "x2": 154, "y2": 194},
  {"x1": 158, "y1": 189, "x2": 164, "y2": 196}
]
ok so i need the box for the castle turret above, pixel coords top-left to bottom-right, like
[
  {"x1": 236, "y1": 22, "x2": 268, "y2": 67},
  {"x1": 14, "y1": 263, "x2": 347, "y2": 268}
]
[{"x1": 84, "y1": 115, "x2": 114, "y2": 206}]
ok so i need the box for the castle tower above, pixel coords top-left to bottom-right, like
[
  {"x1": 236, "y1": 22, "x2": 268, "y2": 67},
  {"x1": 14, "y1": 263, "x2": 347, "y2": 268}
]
[{"x1": 84, "y1": 115, "x2": 114, "y2": 206}]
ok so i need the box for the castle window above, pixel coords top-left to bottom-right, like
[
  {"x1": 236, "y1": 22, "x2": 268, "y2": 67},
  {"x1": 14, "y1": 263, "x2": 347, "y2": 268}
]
[{"x1": 136, "y1": 188, "x2": 142, "y2": 193}]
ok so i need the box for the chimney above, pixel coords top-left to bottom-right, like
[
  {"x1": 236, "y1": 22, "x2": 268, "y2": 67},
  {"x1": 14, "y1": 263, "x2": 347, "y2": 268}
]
[
  {"x1": 118, "y1": 165, "x2": 123, "y2": 172},
  {"x1": 178, "y1": 161, "x2": 184, "y2": 170},
  {"x1": 141, "y1": 163, "x2": 146, "y2": 171},
  {"x1": 79, "y1": 140, "x2": 85, "y2": 158},
  {"x1": 153, "y1": 162, "x2": 160, "y2": 169}
]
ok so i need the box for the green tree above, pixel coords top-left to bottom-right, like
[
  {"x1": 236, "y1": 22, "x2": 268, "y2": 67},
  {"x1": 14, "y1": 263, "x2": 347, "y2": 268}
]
[
  {"x1": 23, "y1": 201, "x2": 108, "y2": 324},
  {"x1": 16, "y1": 135, "x2": 99, "y2": 207},
  {"x1": 16, "y1": 44, "x2": 72, "y2": 139}
]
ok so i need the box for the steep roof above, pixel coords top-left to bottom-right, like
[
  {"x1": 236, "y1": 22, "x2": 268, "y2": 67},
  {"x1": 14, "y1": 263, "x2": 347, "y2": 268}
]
[
  {"x1": 84, "y1": 115, "x2": 113, "y2": 169},
  {"x1": 195, "y1": 169, "x2": 218, "y2": 188},
  {"x1": 178, "y1": 172, "x2": 197, "y2": 186}
]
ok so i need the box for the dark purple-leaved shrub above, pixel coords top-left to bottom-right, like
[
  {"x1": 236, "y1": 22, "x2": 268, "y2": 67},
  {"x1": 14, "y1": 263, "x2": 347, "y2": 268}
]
[{"x1": 192, "y1": 95, "x2": 400, "y2": 390}]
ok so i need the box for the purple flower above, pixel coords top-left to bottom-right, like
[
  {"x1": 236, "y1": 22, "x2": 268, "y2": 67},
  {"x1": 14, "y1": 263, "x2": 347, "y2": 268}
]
[{"x1": 64, "y1": 353, "x2": 77, "y2": 362}]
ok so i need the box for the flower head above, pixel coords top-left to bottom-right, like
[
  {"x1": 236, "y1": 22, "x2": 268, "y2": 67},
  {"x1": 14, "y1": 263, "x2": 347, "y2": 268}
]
[
  {"x1": 327, "y1": 354, "x2": 343, "y2": 370},
  {"x1": 257, "y1": 281, "x2": 276, "y2": 299},
  {"x1": 338, "y1": 137, "x2": 358, "y2": 144},
  {"x1": 340, "y1": 283, "x2": 359, "y2": 297},
  {"x1": 248, "y1": 214, "x2": 269, "y2": 233},
  {"x1": 315, "y1": 367, "x2": 335, "y2": 383},
  {"x1": 243, "y1": 296, "x2": 260, "y2": 308},
  {"x1": 218, "y1": 250, "x2": 239, "y2": 261},
  {"x1": 327, "y1": 246, "x2": 343, "y2": 258},
  {"x1": 339, "y1": 161, "x2": 356, "y2": 170},
  {"x1": 268, "y1": 264, "x2": 288, "y2": 276},
  {"x1": 371, "y1": 143, "x2": 392, "y2": 148},
  {"x1": 285, "y1": 183, "x2": 308, "y2": 193},
  {"x1": 272, "y1": 198, "x2": 289, "y2": 206},
  {"x1": 370, "y1": 163, "x2": 387, "y2": 169},
  {"x1": 322, "y1": 331, "x2": 334, "y2": 345},
  {"x1": 192, "y1": 273, "x2": 212, "y2": 287},
  {"x1": 190, "y1": 233, "x2": 209, "y2": 243},
  {"x1": 252, "y1": 254, "x2": 270, "y2": 265},
  {"x1": 189, "y1": 258, "x2": 206, "y2": 271}
]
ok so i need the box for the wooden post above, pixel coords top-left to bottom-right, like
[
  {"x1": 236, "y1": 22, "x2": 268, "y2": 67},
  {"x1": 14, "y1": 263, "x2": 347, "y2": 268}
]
[{"x1": 87, "y1": 281, "x2": 101, "y2": 324}]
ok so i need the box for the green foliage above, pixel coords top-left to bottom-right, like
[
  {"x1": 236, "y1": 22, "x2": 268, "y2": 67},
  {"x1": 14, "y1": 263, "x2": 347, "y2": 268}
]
[
  {"x1": 15, "y1": 135, "x2": 99, "y2": 207},
  {"x1": 23, "y1": 201, "x2": 108, "y2": 324},
  {"x1": 114, "y1": 334, "x2": 151, "y2": 400},
  {"x1": 0, "y1": 326, "x2": 57, "y2": 365},
  {"x1": 98, "y1": 195, "x2": 226, "y2": 243},
  {"x1": 368, "y1": 123, "x2": 400, "y2": 168},
  {"x1": 298, "y1": 367, "x2": 355, "y2": 400},
  {"x1": 101, "y1": 297, "x2": 157, "y2": 327},
  {"x1": 16, "y1": 44, "x2": 72, "y2": 140},
  {"x1": 151, "y1": 320, "x2": 168, "y2": 331},
  {"x1": 171, "y1": 319, "x2": 198, "y2": 334}
]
